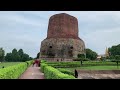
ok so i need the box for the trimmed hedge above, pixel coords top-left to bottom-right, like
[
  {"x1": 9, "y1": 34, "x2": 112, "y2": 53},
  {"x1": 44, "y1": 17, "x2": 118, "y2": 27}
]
[
  {"x1": 46, "y1": 62, "x2": 80, "y2": 68},
  {"x1": 0, "y1": 60, "x2": 33, "y2": 79},
  {"x1": 73, "y1": 58, "x2": 90, "y2": 61},
  {"x1": 25, "y1": 60, "x2": 34, "y2": 67},
  {"x1": 0, "y1": 62, "x2": 27, "y2": 79},
  {"x1": 44, "y1": 65, "x2": 75, "y2": 79},
  {"x1": 57, "y1": 68, "x2": 74, "y2": 76},
  {"x1": 41, "y1": 63, "x2": 48, "y2": 73},
  {"x1": 41, "y1": 60, "x2": 47, "y2": 63},
  {"x1": 46, "y1": 61, "x2": 119, "y2": 68}
]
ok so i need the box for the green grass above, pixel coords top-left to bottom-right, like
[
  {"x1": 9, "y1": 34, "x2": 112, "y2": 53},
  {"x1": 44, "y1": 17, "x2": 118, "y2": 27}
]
[
  {"x1": 0, "y1": 62, "x2": 21, "y2": 69},
  {"x1": 44, "y1": 60, "x2": 120, "y2": 72},
  {"x1": 47, "y1": 61, "x2": 118, "y2": 66},
  {"x1": 61, "y1": 66, "x2": 120, "y2": 72}
]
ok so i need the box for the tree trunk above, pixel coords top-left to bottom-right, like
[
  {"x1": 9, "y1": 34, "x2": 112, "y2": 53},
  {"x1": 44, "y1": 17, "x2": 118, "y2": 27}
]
[
  {"x1": 80, "y1": 61, "x2": 83, "y2": 66},
  {"x1": 117, "y1": 61, "x2": 118, "y2": 69}
]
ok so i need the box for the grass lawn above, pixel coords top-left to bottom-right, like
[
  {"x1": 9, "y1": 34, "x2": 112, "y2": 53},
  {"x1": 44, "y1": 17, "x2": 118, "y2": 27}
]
[
  {"x1": 62, "y1": 66, "x2": 120, "y2": 72},
  {"x1": 0, "y1": 62, "x2": 21, "y2": 68}
]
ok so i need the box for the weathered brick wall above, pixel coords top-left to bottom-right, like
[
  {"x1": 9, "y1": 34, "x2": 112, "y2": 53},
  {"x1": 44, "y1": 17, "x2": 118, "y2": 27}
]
[
  {"x1": 47, "y1": 13, "x2": 79, "y2": 39},
  {"x1": 40, "y1": 38, "x2": 85, "y2": 58}
]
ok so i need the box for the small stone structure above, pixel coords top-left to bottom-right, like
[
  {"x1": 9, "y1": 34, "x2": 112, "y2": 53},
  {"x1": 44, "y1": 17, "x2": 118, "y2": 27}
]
[{"x1": 40, "y1": 13, "x2": 85, "y2": 61}]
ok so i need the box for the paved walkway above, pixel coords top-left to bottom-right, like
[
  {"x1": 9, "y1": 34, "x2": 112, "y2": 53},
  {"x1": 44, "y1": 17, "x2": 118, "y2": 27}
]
[{"x1": 19, "y1": 65, "x2": 45, "y2": 79}]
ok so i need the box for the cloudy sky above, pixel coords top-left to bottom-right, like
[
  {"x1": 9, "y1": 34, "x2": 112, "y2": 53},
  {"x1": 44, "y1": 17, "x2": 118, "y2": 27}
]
[{"x1": 0, "y1": 11, "x2": 120, "y2": 58}]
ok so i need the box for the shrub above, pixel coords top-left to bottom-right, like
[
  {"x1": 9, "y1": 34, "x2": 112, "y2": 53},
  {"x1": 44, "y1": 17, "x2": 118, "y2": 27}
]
[
  {"x1": 41, "y1": 60, "x2": 47, "y2": 63},
  {"x1": 73, "y1": 58, "x2": 90, "y2": 61},
  {"x1": 44, "y1": 66, "x2": 75, "y2": 79},
  {"x1": 0, "y1": 60, "x2": 33, "y2": 79},
  {"x1": 57, "y1": 68, "x2": 74, "y2": 76},
  {"x1": 46, "y1": 62, "x2": 80, "y2": 68},
  {"x1": 41, "y1": 63, "x2": 48, "y2": 73},
  {"x1": 0, "y1": 62, "x2": 27, "y2": 79},
  {"x1": 25, "y1": 60, "x2": 33, "y2": 67}
]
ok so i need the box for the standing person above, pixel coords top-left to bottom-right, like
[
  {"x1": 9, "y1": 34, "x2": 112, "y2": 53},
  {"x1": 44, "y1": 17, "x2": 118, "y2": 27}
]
[
  {"x1": 35, "y1": 59, "x2": 39, "y2": 67},
  {"x1": 74, "y1": 69, "x2": 78, "y2": 78}
]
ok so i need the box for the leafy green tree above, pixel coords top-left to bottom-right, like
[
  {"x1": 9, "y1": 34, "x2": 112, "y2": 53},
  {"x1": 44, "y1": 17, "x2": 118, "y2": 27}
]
[
  {"x1": 5, "y1": 48, "x2": 33, "y2": 62},
  {"x1": 18, "y1": 49, "x2": 24, "y2": 61},
  {"x1": 108, "y1": 44, "x2": 120, "y2": 59},
  {"x1": 86, "y1": 48, "x2": 98, "y2": 60},
  {"x1": 22, "y1": 53, "x2": 29, "y2": 62},
  {"x1": 115, "y1": 55, "x2": 120, "y2": 68},
  {"x1": 5, "y1": 53, "x2": 12, "y2": 62},
  {"x1": 12, "y1": 48, "x2": 20, "y2": 62},
  {"x1": 36, "y1": 52, "x2": 40, "y2": 59},
  {"x1": 77, "y1": 54, "x2": 85, "y2": 66},
  {"x1": 29, "y1": 57, "x2": 33, "y2": 60},
  {"x1": 0, "y1": 48, "x2": 5, "y2": 62}
]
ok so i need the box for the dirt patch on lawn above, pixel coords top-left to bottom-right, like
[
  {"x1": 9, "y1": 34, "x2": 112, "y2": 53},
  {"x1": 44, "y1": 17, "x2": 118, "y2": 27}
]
[{"x1": 77, "y1": 70, "x2": 120, "y2": 79}]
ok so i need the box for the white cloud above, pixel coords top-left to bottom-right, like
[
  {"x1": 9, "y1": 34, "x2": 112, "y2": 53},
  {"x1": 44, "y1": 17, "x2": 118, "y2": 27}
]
[{"x1": 82, "y1": 28, "x2": 120, "y2": 54}]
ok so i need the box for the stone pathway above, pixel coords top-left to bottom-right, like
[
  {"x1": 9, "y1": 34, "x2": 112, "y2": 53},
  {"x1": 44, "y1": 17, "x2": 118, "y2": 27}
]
[{"x1": 19, "y1": 65, "x2": 45, "y2": 79}]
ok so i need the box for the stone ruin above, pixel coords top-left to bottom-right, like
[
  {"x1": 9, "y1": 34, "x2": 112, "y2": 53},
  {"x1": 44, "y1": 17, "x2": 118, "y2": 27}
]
[{"x1": 40, "y1": 13, "x2": 85, "y2": 61}]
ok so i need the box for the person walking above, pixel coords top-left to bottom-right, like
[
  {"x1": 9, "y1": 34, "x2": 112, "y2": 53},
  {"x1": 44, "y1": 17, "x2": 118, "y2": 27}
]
[{"x1": 74, "y1": 69, "x2": 78, "y2": 78}]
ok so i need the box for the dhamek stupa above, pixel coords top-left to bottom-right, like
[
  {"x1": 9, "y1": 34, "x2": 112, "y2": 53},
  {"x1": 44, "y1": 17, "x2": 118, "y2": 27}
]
[{"x1": 40, "y1": 13, "x2": 85, "y2": 61}]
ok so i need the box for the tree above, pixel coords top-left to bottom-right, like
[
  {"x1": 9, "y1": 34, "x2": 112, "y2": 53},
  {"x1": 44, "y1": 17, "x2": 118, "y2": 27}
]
[
  {"x1": 78, "y1": 54, "x2": 85, "y2": 58},
  {"x1": 86, "y1": 48, "x2": 98, "y2": 60},
  {"x1": 115, "y1": 55, "x2": 120, "y2": 68},
  {"x1": 22, "y1": 53, "x2": 29, "y2": 62},
  {"x1": 108, "y1": 44, "x2": 120, "y2": 59},
  {"x1": 5, "y1": 48, "x2": 33, "y2": 62},
  {"x1": 5, "y1": 53, "x2": 12, "y2": 62},
  {"x1": 36, "y1": 52, "x2": 40, "y2": 59},
  {"x1": 18, "y1": 49, "x2": 24, "y2": 61},
  {"x1": 77, "y1": 54, "x2": 85, "y2": 66},
  {"x1": 11, "y1": 48, "x2": 20, "y2": 62},
  {"x1": 0, "y1": 48, "x2": 5, "y2": 62},
  {"x1": 29, "y1": 57, "x2": 33, "y2": 60}
]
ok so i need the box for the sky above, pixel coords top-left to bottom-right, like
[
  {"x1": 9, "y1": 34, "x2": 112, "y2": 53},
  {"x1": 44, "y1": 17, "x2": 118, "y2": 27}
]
[{"x1": 0, "y1": 11, "x2": 120, "y2": 58}]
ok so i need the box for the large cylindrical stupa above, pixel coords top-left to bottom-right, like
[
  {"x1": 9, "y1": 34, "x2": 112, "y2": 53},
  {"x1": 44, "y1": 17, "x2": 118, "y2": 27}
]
[{"x1": 40, "y1": 13, "x2": 85, "y2": 61}]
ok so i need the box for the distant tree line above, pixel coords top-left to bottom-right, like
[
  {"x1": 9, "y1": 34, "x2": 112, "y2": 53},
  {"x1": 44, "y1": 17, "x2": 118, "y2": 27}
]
[
  {"x1": 0, "y1": 48, "x2": 33, "y2": 62},
  {"x1": 85, "y1": 48, "x2": 98, "y2": 60}
]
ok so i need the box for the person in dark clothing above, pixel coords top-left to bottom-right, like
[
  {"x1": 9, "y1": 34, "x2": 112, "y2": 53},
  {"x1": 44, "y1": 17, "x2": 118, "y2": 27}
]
[{"x1": 74, "y1": 69, "x2": 78, "y2": 78}]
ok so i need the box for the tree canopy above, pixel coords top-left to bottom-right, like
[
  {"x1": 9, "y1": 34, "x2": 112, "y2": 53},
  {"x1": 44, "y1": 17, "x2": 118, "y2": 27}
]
[
  {"x1": 86, "y1": 48, "x2": 98, "y2": 60},
  {"x1": 108, "y1": 44, "x2": 120, "y2": 57},
  {"x1": 5, "y1": 48, "x2": 33, "y2": 62}
]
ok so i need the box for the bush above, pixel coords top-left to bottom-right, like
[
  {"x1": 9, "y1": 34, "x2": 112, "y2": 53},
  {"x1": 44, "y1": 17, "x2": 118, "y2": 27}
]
[
  {"x1": 46, "y1": 62, "x2": 81, "y2": 68},
  {"x1": 0, "y1": 60, "x2": 33, "y2": 79},
  {"x1": 57, "y1": 68, "x2": 74, "y2": 76},
  {"x1": 73, "y1": 58, "x2": 90, "y2": 61},
  {"x1": 41, "y1": 60, "x2": 47, "y2": 63},
  {"x1": 25, "y1": 60, "x2": 34, "y2": 67},
  {"x1": 44, "y1": 66, "x2": 75, "y2": 79},
  {"x1": 0, "y1": 62, "x2": 27, "y2": 79},
  {"x1": 41, "y1": 63, "x2": 48, "y2": 73}
]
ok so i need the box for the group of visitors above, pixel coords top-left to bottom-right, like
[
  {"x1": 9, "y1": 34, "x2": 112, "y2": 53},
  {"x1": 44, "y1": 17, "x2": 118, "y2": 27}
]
[{"x1": 32, "y1": 59, "x2": 41, "y2": 67}]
